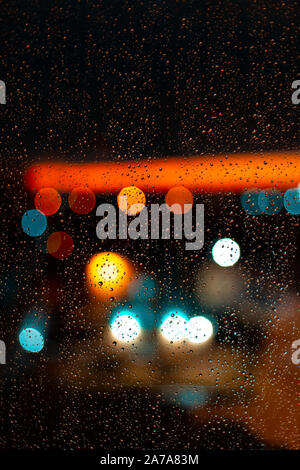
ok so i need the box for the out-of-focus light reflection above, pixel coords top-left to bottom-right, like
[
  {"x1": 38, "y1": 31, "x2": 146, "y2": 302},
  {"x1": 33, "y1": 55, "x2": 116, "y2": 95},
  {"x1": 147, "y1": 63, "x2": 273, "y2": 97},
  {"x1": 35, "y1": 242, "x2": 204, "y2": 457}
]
[
  {"x1": 240, "y1": 190, "x2": 263, "y2": 215},
  {"x1": 86, "y1": 252, "x2": 133, "y2": 299},
  {"x1": 21, "y1": 209, "x2": 47, "y2": 237},
  {"x1": 195, "y1": 263, "x2": 243, "y2": 308},
  {"x1": 128, "y1": 274, "x2": 157, "y2": 301},
  {"x1": 177, "y1": 387, "x2": 209, "y2": 408},
  {"x1": 186, "y1": 316, "x2": 213, "y2": 344},
  {"x1": 110, "y1": 313, "x2": 141, "y2": 342},
  {"x1": 160, "y1": 313, "x2": 187, "y2": 342},
  {"x1": 162, "y1": 386, "x2": 209, "y2": 409},
  {"x1": 34, "y1": 187, "x2": 61, "y2": 215},
  {"x1": 25, "y1": 152, "x2": 300, "y2": 194},
  {"x1": 212, "y1": 238, "x2": 240, "y2": 267},
  {"x1": 137, "y1": 306, "x2": 156, "y2": 330},
  {"x1": 19, "y1": 327, "x2": 44, "y2": 352},
  {"x1": 165, "y1": 185, "x2": 193, "y2": 214},
  {"x1": 110, "y1": 303, "x2": 156, "y2": 331},
  {"x1": 47, "y1": 231, "x2": 74, "y2": 259},
  {"x1": 258, "y1": 189, "x2": 283, "y2": 215},
  {"x1": 68, "y1": 187, "x2": 96, "y2": 214},
  {"x1": 283, "y1": 188, "x2": 300, "y2": 215},
  {"x1": 117, "y1": 186, "x2": 146, "y2": 215}
]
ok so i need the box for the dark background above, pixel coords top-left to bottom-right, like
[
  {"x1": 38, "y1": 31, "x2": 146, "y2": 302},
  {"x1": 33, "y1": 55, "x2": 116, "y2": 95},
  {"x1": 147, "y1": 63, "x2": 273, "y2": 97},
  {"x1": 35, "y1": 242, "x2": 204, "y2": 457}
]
[{"x1": 1, "y1": 0, "x2": 299, "y2": 163}]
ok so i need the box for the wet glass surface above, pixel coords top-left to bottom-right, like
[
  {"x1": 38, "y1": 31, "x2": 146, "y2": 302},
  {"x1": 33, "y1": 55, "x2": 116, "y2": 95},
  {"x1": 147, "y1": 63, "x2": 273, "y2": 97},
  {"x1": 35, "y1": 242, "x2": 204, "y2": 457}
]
[{"x1": 0, "y1": 0, "x2": 299, "y2": 452}]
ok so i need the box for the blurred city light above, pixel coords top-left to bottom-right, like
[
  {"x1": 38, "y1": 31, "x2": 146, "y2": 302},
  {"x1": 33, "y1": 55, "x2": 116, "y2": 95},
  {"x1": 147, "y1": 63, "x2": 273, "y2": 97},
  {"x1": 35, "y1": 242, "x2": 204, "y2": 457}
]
[
  {"x1": 34, "y1": 187, "x2": 61, "y2": 215},
  {"x1": 110, "y1": 302, "x2": 156, "y2": 331},
  {"x1": 195, "y1": 263, "x2": 244, "y2": 308},
  {"x1": 117, "y1": 186, "x2": 146, "y2": 215},
  {"x1": 110, "y1": 312, "x2": 141, "y2": 342},
  {"x1": 258, "y1": 190, "x2": 283, "y2": 215},
  {"x1": 19, "y1": 327, "x2": 44, "y2": 353},
  {"x1": 283, "y1": 188, "x2": 300, "y2": 215},
  {"x1": 161, "y1": 385, "x2": 210, "y2": 409},
  {"x1": 86, "y1": 252, "x2": 134, "y2": 299},
  {"x1": 21, "y1": 209, "x2": 47, "y2": 237},
  {"x1": 136, "y1": 306, "x2": 156, "y2": 330},
  {"x1": 47, "y1": 231, "x2": 74, "y2": 259},
  {"x1": 24, "y1": 152, "x2": 300, "y2": 194},
  {"x1": 165, "y1": 186, "x2": 193, "y2": 214},
  {"x1": 212, "y1": 238, "x2": 241, "y2": 267},
  {"x1": 240, "y1": 190, "x2": 263, "y2": 215},
  {"x1": 176, "y1": 387, "x2": 209, "y2": 408},
  {"x1": 68, "y1": 187, "x2": 96, "y2": 214},
  {"x1": 160, "y1": 313, "x2": 188, "y2": 342},
  {"x1": 128, "y1": 274, "x2": 157, "y2": 302},
  {"x1": 186, "y1": 316, "x2": 214, "y2": 344}
]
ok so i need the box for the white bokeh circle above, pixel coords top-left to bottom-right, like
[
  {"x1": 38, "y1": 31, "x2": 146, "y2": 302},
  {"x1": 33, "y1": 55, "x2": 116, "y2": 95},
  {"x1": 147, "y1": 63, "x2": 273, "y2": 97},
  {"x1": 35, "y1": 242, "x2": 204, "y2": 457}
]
[
  {"x1": 212, "y1": 238, "x2": 240, "y2": 267},
  {"x1": 160, "y1": 314, "x2": 187, "y2": 342},
  {"x1": 186, "y1": 316, "x2": 213, "y2": 344},
  {"x1": 111, "y1": 314, "x2": 141, "y2": 342}
]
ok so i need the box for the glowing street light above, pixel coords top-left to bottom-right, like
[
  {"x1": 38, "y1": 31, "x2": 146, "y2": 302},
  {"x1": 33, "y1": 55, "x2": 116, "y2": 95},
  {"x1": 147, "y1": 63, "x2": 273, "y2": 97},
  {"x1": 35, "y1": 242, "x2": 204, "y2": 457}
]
[
  {"x1": 19, "y1": 327, "x2": 44, "y2": 353},
  {"x1": 110, "y1": 313, "x2": 141, "y2": 342},
  {"x1": 212, "y1": 238, "x2": 240, "y2": 267},
  {"x1": 186, "y1": 316, "x2": 213, "y2": 344},
  {"x1": 160, "y1": 313, "x2": 187, "y2": 343}
]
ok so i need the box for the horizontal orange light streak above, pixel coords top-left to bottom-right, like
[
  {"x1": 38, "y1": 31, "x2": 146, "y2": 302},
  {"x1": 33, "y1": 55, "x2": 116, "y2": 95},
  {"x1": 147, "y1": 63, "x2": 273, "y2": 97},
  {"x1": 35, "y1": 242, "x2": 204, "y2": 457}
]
[{"x1": 24, "y1": 151, "x2": 300, "y2": 194}]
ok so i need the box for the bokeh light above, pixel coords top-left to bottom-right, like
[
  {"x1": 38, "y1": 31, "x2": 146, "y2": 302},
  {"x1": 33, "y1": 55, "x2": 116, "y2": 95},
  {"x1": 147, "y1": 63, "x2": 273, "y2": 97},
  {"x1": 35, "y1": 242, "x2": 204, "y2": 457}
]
[
  {"x1": 47, "y1": 231, "x2": 74, "y2": 259},
  {"x1": 19, "y1": 327, "x2": 44, "y2": 352},
  {"x1": 195, "y1": 264, "x2": 244, "y2": 308},
  {"x1": 258, "y1": 190, "x2": 283, "y2": 215},
  {"x1": 21, "y1": 209, "x2": 47, "y2": 237},
  {"x1": 34, "y1": 187, "x2": 61, "y2": 215},
  {"x1": 240, "y1": 190, "x2": 263, "y2": 215},
  {"x1": 283, "y1": 188, "x2": 300, "y2": 215},
  {"x1": 110, "y1": 303, "x2": 156, "y2": 331},
  {"x1": 212, "y1": 238, "x2": 240, "y2": 267},
  {"x1": 86, "y1": 252, "x2": 134, "y2": 299},
  {"x1": 68, "y1": 187, "x2": 96, "y2": 214},
  {"x1": 165, "y1": 186, "x2": 193, "y2": 214},
  {"x1": 176, "y1": 387, "x2": 209, "y2": 409},
  {"x1": 128, "y1": 274, "x2": 157, "y2": 302},
  {"x1": 186, "y1": 316, "x2": 214, "y2": 344},
  {"x1": 25, "y1": 152, "x2": 299, "y2": 194},
  {"x1": 138, "y1": 307, "x2": 156, "y2": 330},
  {"x1": 110, "y1": 313, "x2": 141, "y2": 342},
  {"x1": 160, "y1": 313, "x2": 187, "y2": 342},
  {"x1": 117, "y1": 186, "x2": 146, "y2": 215}
]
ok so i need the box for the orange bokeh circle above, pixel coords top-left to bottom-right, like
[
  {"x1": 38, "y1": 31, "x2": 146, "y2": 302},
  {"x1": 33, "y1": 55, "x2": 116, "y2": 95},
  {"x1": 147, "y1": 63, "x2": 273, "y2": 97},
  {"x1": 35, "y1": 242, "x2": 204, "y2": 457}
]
[
  {"x1": 47, "y1": 231, "x2": 74, "y2": 259},
  {"x1": 117, "y1": 186, "x2": 146, "y2": 215},
  {"x1": 86, "y1": 252, "x2": 134, "y2": 299},
  {"x1": 68, "y1": 187, "x2": 96, "y2": 214},
  {"x1": 34, "y1": 187, "x2": 61, "y2": 215},
  {"x1": 165, "y1": 186, "x2": 193, "y2": 214}
]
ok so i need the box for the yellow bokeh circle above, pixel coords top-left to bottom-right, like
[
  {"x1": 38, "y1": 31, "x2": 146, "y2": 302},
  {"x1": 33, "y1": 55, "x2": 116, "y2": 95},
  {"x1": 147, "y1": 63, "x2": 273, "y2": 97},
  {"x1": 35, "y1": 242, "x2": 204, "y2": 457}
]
[
  {"x1": 117, "y1": 186, "x2": 146, "y2": 215},
  {"x1": 86, "y1": 252, "x2": 134, "y2": 299}
]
